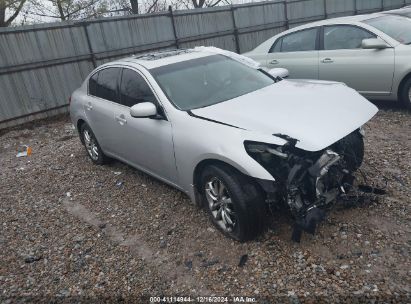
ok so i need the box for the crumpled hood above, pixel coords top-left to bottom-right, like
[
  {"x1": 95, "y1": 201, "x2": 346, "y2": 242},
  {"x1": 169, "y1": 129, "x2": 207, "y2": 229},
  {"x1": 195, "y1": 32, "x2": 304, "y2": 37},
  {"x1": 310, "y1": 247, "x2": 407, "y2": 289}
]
[{"x1": 191, "y1": 79, "x2": 378, "y2": 151}]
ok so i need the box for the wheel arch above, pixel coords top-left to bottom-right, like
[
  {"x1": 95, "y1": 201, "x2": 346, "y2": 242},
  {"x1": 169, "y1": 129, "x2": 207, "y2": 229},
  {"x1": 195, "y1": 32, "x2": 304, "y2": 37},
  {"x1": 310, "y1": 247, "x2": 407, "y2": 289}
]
[
  {"x1": 397, "y1": 71, "x2": 411, "y2": 100},
  {"x1": 76, "y1": 118, "x2": 87, "y2": 144},
  {"x1": 192, "y1": 158, "x2": 266, "y2": 207}
]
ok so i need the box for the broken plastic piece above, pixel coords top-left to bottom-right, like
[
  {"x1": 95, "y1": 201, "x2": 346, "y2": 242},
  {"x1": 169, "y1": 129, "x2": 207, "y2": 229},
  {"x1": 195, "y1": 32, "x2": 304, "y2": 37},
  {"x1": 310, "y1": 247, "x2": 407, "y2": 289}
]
[
  {"x1": 238, "y1": 254, "x2": 248, "y2": 267},
  {"x1": 357, "y1": 185, "x2": 387, "y2": 195},
  {"x1": 16, "y1": 145, "x2": 32, "y2": 157},
  {"x1": 292, "y1": 207, "x2": 326, "y2": 242},
  {"x1": 116, "y1": 181, "x2": 124, "y2": 187}
]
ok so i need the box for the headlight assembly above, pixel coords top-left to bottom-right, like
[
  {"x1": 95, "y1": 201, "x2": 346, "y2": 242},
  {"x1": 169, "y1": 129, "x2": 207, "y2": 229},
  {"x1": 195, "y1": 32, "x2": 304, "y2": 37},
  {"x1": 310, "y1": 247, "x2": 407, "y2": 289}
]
[{"x1": 244, "y1": 141, "x2": 288, "y2": 159}]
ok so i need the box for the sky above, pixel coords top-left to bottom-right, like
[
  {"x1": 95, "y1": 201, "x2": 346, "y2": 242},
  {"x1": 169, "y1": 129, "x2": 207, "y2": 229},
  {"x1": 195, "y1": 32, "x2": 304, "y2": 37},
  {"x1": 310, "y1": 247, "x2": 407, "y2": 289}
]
[{"x1": 12, "y1": 0, "x2": 271, "y2": 26}]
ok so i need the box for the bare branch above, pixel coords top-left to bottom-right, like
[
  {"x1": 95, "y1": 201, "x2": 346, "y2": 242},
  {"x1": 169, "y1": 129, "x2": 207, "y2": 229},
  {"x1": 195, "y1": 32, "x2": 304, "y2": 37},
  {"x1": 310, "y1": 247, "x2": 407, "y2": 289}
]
[{"x1": 2, "y1": 0, "x2": 27, "y2": 26}]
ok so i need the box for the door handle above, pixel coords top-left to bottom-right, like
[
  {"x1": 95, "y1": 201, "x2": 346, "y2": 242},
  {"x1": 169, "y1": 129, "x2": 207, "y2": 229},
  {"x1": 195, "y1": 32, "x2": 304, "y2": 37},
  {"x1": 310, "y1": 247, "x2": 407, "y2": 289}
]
[
  {"x1": 115, "y1": 115, "x2": 127, "y2": 125},
  {"x1": 85, "y1": 102, "x2": 93, "y2": 111},
  {"x1": 321, "y1": 58, "x2": 334, "y2": 63},
  {"x1": 269, "y1": 59, "x2": 279, "y2": 65}
]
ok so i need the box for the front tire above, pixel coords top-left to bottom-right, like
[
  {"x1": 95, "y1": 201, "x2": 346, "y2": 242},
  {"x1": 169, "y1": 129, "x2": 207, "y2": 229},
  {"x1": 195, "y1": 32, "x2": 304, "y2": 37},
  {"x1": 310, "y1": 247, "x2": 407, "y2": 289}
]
[
  {"x1": 200, "y1": 164, "x2": 267, "y2": 241},
  {"x1": 80, "y1": 123, "x2": 109, "y2": 165},
  {"x1": 400, "y1": 77, "x2": 411, "y2": 110}
]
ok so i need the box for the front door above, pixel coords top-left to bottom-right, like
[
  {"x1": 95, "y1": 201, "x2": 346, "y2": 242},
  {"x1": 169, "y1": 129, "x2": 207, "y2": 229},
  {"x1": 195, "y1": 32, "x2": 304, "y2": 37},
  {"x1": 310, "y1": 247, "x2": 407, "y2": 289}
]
[
  {"x1": 111, "y1": 68, "x2": 178, "y2": 184},
  {"x1": 319, "y1": 25, "x2": 395, "y2": 95}
]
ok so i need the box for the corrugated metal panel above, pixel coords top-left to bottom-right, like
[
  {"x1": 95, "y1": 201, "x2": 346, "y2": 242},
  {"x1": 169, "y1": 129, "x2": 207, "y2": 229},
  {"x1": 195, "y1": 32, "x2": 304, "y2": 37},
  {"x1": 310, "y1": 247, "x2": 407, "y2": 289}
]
[
  {"x1": 383, "y1": 0, "x2": 407, "y2": 9},
  {"x1": 326, "y1": 0, "x2": 356, "y2": 15},
  {"x1": 287, "y1": 0, "x2": 325, "y2": 20},
  {"x1": 86, "y1": 15, "x2": 174, "y2": 53},
  {"x1": 356, "y1": 0, "x2": 384, "y2": 12},
  {"x1": 174, "y1": 8, "x2": 233, "y2": 39},
  {"x1": 0, "y1": 25, "x2": 89, "y2": 67},
  {"x1": 179, "y1": 35, "x2": 236, "y2": 51},
  {"x1": 238, "y1": 26, "x2": 286, "y2": 52},
  {"x1": 234, "y1": 2, "x2": 286, "y2": 29},
  {"x1": 0, "y1": 61, "x2": 91, "y2": 121}
]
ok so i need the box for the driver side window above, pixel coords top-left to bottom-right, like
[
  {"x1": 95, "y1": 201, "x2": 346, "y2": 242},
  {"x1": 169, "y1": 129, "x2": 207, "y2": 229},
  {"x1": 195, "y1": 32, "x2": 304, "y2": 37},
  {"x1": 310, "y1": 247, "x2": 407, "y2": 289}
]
[
  {"x1": 120, "y1": 69, "x2": 156, "y2": 107},
  {"x1": 324, "y1": 25, "x2": 375, "y2": 50}
]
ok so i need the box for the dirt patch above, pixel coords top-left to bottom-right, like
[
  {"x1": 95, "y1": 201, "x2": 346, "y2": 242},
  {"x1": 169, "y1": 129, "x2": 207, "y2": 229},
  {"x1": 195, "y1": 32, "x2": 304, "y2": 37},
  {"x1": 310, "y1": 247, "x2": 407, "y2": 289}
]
[{"x1": 0, "y1": 109, "x2": 410, "y2": 302}]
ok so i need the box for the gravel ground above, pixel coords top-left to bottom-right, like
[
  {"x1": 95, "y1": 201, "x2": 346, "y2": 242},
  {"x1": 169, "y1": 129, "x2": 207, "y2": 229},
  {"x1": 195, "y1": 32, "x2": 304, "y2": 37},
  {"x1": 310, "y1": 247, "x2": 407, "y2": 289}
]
[{"x1": 0, "y1": 107, "x2": 410, "y2": 303}]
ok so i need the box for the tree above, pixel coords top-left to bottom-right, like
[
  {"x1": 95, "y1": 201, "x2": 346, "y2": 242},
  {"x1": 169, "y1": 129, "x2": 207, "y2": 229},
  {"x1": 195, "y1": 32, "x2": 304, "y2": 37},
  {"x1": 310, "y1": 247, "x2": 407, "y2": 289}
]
[
  {"x1": 191, "y1": 0, "x2": 230, "y2": 8},
  {"x1": 0, "y1": 0, "x2": 27, "y2": 27},
  {"x1": 112, "y1": 0, "x2": 166, "y2": 15},
  {"x1": 129, "y1": 0, "x2": 137, "y2": 13},
  {"x1": 28, "y1": 0, "x2": 110, "y2": 21}
]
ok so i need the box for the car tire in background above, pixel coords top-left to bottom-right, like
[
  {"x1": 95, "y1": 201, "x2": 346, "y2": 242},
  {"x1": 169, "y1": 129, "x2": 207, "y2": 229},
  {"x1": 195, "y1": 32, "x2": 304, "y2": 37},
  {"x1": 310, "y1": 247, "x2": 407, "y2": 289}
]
[
  {"x1": 400, "y1": 77, "x2": 411, "y2": 110},
  {"x1": 200, "y1": 164, "x2": 267, "y2": 242},
  {"x1": 80, "y1": 123, "x2": 109, "y2": 165}
]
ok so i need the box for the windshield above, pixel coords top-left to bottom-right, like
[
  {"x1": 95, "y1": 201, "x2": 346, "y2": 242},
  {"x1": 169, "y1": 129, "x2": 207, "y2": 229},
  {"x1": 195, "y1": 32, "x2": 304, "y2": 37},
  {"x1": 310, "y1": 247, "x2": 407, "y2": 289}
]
[
  {"x1": 150, "y1": 55, "x2": 275, "y2": 110},
  {"x1": 363, "y1": 15, "x2": 411, "y2": 44}
]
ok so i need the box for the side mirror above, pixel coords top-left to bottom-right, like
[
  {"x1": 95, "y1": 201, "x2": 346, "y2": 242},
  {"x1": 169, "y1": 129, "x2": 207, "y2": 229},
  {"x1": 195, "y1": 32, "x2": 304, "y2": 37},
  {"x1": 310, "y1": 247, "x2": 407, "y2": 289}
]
[
  {"x1": 130, "y1": 102, "x2": 158, "y2": 118},
  {"x1": 268, "y1": 68, "x2": 289, "y2": 79},
  {"x1": 361, "y1": 38, "x2": 388, "y2": 49}
]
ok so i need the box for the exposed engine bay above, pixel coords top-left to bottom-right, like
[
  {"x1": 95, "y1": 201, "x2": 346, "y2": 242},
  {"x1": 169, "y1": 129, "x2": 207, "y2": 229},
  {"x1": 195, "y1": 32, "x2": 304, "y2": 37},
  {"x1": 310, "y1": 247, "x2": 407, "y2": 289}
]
[{"x1": 245, "y1": 130, "x2": 385, "y2": 242}]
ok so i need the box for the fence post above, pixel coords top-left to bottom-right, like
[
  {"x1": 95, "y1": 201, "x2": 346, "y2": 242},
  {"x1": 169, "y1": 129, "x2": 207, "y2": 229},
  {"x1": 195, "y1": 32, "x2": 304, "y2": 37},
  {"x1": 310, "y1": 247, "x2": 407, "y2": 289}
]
[
  {"x1": 354, "y1": 0, "x2": 358, "y2": 15},
  {"x1": 284, "y1": 0, "x2": 289, "y2": 30},
  {"x1": 82, "y1": 22, "x2": 96, "y2": 68},
  {"x1": 168, "y1": 6, "x2": 179, "y2": 49},
  {"x1": 230, "y1": 5, "x2": 241, "y2": 54},
  {"x1": 324, "y1": 0, "x2": 328, "y2": 19},
  {"x1": 381, "y1": 0, "x2": 384, "y2": 11}
]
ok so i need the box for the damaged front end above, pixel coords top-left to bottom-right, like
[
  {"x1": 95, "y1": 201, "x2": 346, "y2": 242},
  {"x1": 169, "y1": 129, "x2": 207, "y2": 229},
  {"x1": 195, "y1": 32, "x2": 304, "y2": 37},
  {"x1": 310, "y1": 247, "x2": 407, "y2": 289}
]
[{"x1": 245, "y1": 130, "x2": 376, "y2": 242}]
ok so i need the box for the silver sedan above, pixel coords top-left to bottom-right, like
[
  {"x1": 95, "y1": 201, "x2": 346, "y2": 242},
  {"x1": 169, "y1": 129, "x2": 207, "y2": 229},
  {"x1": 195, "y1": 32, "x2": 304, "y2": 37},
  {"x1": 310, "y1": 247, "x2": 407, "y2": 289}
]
[
  {"x1": 244, "y1": 13, "x2": 411, "y2": 108},
  {"x1": 70, "y1": 48, "x2": 377, "y2": 242}
]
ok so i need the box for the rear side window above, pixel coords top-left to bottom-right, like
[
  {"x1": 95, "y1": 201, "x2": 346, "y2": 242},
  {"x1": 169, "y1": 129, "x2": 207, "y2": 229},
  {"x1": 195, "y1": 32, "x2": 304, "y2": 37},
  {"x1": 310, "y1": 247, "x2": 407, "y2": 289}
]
[
  {"x1": 324, "y1": 25, "x2": 375, "y2": 50},
  {"x1": 89, "y1": 68, "x2": 121, "y2": 103},
  {"x1": 276, "y1": 28, "x2": 318, "y2": 52},
  {"x1": 120, "y1": 69, "x2": 156, "y2": 107}
]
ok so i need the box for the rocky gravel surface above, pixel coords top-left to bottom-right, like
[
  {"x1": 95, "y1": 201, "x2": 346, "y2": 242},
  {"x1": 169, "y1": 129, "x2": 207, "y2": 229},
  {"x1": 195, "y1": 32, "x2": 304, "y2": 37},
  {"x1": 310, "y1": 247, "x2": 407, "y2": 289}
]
[{"x1": 0, "y1": 108, "x2": 410, "y2": 303}]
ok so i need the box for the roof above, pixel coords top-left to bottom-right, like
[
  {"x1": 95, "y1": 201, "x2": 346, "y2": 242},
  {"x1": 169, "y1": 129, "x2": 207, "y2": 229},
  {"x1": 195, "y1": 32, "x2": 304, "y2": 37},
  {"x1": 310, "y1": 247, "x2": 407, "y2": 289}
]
[
  {"x1": 289, "y1": 13, "x2": 385, "y2": 30},
  {"x1": 116, "y1": 48, "x2": 215, "y2": 69},
  {"x1": 110, "y1": 46, "x2": 262, "y2": 70},
  {"x1": 132, "y1": 49, "x2": 195, "y2": 61}
]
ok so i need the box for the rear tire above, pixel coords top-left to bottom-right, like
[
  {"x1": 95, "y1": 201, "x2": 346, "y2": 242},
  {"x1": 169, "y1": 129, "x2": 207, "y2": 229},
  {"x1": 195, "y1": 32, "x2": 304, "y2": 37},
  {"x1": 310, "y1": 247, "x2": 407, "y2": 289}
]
[
  {"x1": 80, "y1": 123, "x2": 109, "y2": 165},
  {"x1": 399, "y1": 77, "x2": 411, "y2": 110},
  {"x1": 200, "y1": 164, "x2": 267, "y2": 242}
]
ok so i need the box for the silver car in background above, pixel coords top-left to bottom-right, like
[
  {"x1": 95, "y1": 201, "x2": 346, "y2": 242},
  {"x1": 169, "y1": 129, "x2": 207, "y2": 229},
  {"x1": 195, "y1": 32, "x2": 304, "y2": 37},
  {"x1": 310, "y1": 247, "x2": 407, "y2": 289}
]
[
  {"x1": 245, "y1": 14, "x2": 411, "y2": 108},
  {"x1": 70, "y1": 48, "x2": 377, "y2": 242}
]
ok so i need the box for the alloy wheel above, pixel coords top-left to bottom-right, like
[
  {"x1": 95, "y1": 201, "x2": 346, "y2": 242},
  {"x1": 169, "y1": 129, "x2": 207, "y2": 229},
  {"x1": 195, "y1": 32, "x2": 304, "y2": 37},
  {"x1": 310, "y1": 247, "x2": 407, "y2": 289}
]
[
  {"x1": 83, "y1": 129, "x2": 99, "y2": 161},
  {"x1": 205, "y1": 177, "x2": 237, "y2": 232}
]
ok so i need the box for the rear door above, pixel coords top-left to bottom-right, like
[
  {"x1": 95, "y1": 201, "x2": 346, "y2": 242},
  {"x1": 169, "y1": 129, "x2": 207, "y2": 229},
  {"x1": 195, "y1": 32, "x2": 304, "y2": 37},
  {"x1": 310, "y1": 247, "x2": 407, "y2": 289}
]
[
  {"x1": 265, "y1": 27, "x2": 320, "y2": 79},
  {"x1": 85, "y1": 67, "x2": 122, "y2": 154},
  {"x1": 318, "y1": 25, "x2": 395, "y2": 95},
  {"x1": 111, "y1": 67, "x2": 178, "y2": 184}
]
